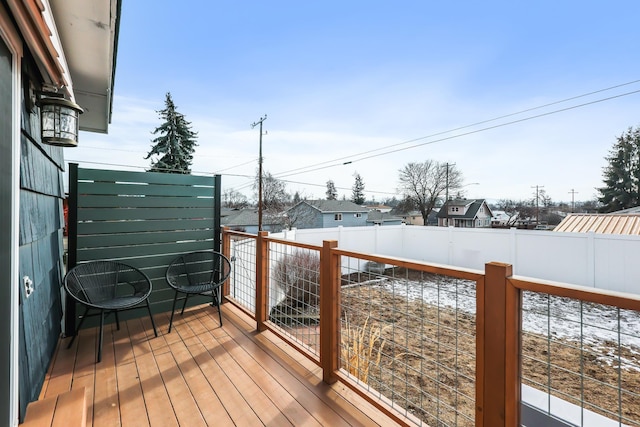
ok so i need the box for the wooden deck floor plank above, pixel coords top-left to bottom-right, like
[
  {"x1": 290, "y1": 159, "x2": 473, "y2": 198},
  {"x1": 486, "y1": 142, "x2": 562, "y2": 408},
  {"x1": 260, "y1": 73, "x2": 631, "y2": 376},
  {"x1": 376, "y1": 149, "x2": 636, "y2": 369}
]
[
  {"x1": 125, "y1": 317, "x2": 153, "y2": 359},
  {"x1": 166, "y1": 339, "x2": 234, "y2": 427},
  {"x1": 92, "y1": 324, "x2": 120, "y2": 427},
  {"x1": 217, "y1": 329, "x2": 325, "y2": 427},
  {"x1": 221, "y1": 304, "x2": 389, "y2": 426},
  {"x1": 194, "y1": 323, "x2": 294, "y2": 426},
  {"x1": 42, "y1": 334, "x2": 81, "y2": 399},
  {"x1": 154, "y1": 351, "x2": 207, "y2": 427},
  {"x1": 112, "y1": 317, "x2": 136, "y2": 366},
  {"x1": 33, "y1": 303, "x2": 407, "y2": 427},
  {"x1": 116, "y1": 361, "x2": 150, "y2": 427},
  {"x1": 135, "y1": 352, "x2": 179, "y2": 427},
  {"x1": 70, "y1": 372, "x2": 95, "y2": 427},
  {"x1": 139, "y1": 314, "x2": 169, "y2": 355},
  {"x1": 206, "y1": 307, "x2": 374, "y2": 427},
  {"x1": 187, "y1": 339, "x2": 265, "y2": 426},
  {"x1": 192, "y1": 311, "x2": 334, "y2": 426}
]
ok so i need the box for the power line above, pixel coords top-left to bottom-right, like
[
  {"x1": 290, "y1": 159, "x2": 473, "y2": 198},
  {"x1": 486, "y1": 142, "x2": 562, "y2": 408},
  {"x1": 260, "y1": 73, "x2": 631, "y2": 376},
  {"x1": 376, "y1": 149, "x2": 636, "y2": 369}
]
[
  {"x1": 272, "y1": 81, "x2": 640, "y2": 179},
  {"x1": 274, "y1": 87, "x2": 640, "y2": 179}
]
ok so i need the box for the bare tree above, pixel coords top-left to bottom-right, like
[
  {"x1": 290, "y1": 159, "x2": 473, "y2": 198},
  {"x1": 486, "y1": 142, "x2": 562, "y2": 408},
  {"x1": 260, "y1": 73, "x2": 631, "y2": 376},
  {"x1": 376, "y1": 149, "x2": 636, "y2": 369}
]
[
  {"x1": 254, "y1": 170, "x2": 290, "y2": 212},
  {"x1": 222, "y1": 189, "x2": 248, "y2": 208},
  {"x1": 398, "y1": 160, "x2": 462, "y2": 225}
]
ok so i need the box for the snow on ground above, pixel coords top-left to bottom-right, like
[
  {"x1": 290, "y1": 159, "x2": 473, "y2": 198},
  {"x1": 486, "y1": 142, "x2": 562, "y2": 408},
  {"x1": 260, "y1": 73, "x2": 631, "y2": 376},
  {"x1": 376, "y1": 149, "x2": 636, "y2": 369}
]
[{"x1": 378, "y1": 277, "x2": 640, "y2": 371}]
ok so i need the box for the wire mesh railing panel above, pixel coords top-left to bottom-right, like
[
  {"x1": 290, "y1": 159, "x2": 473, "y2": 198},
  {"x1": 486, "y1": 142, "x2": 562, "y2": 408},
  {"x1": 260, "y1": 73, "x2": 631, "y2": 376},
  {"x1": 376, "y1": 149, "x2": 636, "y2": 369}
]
[
  {"x1": 521, "y1": 291, "x2": 640, "y2": 426},
  {"x1": 339, "y1": 257, "x2": 477, "y2": 427},
  {"x1": 267, "y1": 242, "x2": 321, "y2": 357},
  {"x1": 228, "y1": 235, "x2": 257, "y2": 314}
]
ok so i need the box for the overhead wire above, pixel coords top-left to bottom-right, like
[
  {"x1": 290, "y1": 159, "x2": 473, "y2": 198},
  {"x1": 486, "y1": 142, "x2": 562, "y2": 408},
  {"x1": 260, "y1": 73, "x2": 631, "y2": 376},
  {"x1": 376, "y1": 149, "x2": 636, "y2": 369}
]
[
  {"x1": 272, "y1": 80, "x2": 640, "y2": 179},
  {"x1": 274, "y1": 87, "x2": 640, "y2": 179},
  {"x1": 68, "y1": 79, "x2": 640, "y2": 196}
]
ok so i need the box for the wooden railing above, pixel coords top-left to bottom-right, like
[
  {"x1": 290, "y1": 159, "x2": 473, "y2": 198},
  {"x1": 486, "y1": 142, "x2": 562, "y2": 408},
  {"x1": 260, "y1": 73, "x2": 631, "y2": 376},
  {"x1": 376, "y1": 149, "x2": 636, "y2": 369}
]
[{"x1": 221, "y1": 228, "x2": 640, "y2": 427}]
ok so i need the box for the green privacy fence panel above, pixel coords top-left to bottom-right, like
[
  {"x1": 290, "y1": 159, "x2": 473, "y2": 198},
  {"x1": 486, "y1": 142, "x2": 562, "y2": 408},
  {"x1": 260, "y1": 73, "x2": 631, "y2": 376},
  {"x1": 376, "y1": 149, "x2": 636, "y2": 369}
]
[{"x1": 66, "y1": 164, "x2": 222, "y2": 335}]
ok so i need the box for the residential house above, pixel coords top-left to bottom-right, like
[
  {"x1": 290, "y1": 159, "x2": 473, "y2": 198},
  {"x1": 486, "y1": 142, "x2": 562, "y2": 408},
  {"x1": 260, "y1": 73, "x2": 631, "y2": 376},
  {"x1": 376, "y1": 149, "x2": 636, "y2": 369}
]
[
  {"x1": 1, "y1": 1, "x2": 119, "y2": 423},
  {"x1": 366, "y1": 210, "x2": 404, "y2": 226},
  {"x1": 437, "y1": 198, "x2": 493, "y2": 228},
  {"x1": 364, "y1": 203, "x2": 392, "y2": 213},
  {"x1": 221, "y1": 208, "x2": 282, "y2": 233},
  {"x1": 286, "y1": 200, "x2": 368, "y2": 229},
  {"x1": 399, "y1": 210, "x2": 424, "y2": 226},
  {"x1": 491, "y1": 210, "x2": 515, "y2": 227},
  {"x1": 392, "y1": 208, "x2": 440, "y2": 226}
]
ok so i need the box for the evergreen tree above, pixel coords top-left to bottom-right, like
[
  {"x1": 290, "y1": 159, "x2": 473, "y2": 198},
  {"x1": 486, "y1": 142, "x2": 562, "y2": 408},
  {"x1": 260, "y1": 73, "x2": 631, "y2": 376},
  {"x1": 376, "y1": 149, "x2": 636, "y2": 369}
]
[
  {"x1": 351, "y1": 173, "x2": 365, "y2": 205},
  {"x1": 325, "y1": 180, "x2": 338, "y2": 200},
  {"x1": 597, "y1": 127, "x2": 640, "y2": 212},
  {"x1": 293, "y1": 191, "x2": 301, "y2": 204},
  {"x1": 145, "y1": 93, "x2": 198, "y2": 174}
]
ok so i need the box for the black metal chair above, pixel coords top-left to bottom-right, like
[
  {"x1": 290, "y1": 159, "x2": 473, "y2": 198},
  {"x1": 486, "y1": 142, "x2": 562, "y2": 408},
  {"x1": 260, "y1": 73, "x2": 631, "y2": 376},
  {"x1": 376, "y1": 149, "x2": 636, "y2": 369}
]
[
  {"x1": 165, "y1": 251, "x2": 232, "y2": 333},
  {"x1": 64, "y1": 260, "x2": 158, "y2": 362}
]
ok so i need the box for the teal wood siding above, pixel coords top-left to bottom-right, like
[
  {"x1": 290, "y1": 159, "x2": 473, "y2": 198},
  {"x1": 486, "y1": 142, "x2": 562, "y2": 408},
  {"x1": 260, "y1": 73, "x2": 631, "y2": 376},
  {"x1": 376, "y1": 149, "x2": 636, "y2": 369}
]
[
  {"x1": 17, "y1": 67, "x2": 66, "y2": 419},
  {"x1": 67, "y1": 166, "x2": 221, "y2": 333}
]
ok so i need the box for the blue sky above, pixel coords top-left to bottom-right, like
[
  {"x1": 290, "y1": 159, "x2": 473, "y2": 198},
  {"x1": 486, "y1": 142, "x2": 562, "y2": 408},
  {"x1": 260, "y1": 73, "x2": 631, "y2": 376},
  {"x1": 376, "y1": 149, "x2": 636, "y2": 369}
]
[{"x1": 69, "y1": 1, "x2": 640, "y2": 204}]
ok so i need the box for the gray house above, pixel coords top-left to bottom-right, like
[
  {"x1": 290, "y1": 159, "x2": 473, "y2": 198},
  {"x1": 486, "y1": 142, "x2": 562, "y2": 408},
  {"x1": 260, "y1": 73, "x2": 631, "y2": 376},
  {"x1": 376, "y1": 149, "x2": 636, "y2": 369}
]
[
  {"x1": 221, "y1": 208, "x2": 282, "y2": 233},
  {"x1": 1, "y1": 1, "x2": 120, "y2": 423},
  {"x1": 286, "y1": 200, "x2": 368, "y2": 229},
  {"x1": 437, "y1": 198, "x2": 493, "y2": 228},
  {"x1": 366, "y1": 210, "x2": 404, "y2": 226}
]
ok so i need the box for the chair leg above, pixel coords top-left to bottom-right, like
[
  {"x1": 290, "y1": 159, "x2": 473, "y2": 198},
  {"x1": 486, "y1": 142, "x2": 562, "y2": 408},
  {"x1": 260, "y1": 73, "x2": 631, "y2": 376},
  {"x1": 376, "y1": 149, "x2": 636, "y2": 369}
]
[
  {"x1": 180, "y1": 293, "x2": 190, "y2": 315},
  {"x1": 146, "y1": 299, "x2": 158, "y2": 337},
  {"x1": 67, "y1": 305, "x2": 90, "y2": 349},
  {"x1": 168, "y1": 291, "x2": 180, "y2": 333},
  {"x1": 214, "y1": 288, "x2": 223, "y2": 326},
  {"x1": 97, "y1": 310, "x2": 105, "y2": 363},
  {"x1": 115, "y1": 311, "x2": 121, "y2": 331}
]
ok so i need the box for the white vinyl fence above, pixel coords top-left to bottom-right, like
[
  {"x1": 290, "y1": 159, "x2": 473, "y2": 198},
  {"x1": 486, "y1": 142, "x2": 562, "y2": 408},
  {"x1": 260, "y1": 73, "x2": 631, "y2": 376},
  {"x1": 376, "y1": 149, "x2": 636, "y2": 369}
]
[{"x1": 275, "y1": 225, "x2": 640, "y2": 295}]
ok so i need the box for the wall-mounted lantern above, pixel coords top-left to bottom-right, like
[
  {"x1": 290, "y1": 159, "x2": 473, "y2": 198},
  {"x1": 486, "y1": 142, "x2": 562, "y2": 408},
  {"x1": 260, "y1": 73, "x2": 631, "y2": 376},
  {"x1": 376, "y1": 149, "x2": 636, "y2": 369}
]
[{"x1": 38, "y1": 95, "x2": 83, "y2": 147}]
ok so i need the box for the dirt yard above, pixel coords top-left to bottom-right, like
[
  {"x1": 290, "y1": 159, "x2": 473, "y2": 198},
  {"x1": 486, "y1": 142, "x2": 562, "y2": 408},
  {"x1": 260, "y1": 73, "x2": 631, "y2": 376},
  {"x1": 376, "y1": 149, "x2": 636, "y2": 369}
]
[{"x1": 339, "y1": 280, "x2": 640, "y2": 427}]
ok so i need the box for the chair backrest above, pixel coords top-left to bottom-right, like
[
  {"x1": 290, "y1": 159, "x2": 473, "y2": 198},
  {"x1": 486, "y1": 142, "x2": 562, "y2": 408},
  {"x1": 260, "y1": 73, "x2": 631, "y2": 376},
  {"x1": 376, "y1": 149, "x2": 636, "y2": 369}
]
[
  {"x1": 64, "y1": 261, "x2": 152, "y2": 308},
  {"x1": 166, "y1": 251, "x2": 231, "y2": 289}
]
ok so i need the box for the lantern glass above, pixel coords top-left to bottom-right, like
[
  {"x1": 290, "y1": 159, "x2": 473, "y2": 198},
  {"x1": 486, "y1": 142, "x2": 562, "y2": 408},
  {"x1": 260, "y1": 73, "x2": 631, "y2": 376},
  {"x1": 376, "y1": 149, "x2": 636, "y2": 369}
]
[{"x1": 39, "y1": 97, "x2": 83, "y2": 147}]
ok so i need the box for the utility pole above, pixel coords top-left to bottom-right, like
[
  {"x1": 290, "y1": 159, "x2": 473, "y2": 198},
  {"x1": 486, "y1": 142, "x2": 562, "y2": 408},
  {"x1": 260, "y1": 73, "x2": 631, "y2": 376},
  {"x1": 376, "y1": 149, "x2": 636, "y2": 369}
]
[
  {"x1": 445, "y1": 163, "x2": 455, "y2": 227},
  {"x1": 568, "y1": 189, "x2": 578, "y2": 213},
  {"x1": 531, "y1": 185, "x2": 544, "y2": 224},
  {"x1": 251, "y1": 115, "x2": 267, "y2": 231}
]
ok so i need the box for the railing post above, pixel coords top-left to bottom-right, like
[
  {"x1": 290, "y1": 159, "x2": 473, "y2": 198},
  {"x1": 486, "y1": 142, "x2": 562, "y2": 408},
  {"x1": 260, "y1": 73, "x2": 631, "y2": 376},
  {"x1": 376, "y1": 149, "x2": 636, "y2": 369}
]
[
  {"x1": 221, "y1": 227, "x2": 231, "y2": 299},
  {"x1": 256, "y1": 231, "x2": 269, "y2": 332},
  {"x1": 320, "y1": 240, "x2": 339, "y2": 384},
  {"x1": 477, "y1": 262, "x2": 521, "y2": 427}
]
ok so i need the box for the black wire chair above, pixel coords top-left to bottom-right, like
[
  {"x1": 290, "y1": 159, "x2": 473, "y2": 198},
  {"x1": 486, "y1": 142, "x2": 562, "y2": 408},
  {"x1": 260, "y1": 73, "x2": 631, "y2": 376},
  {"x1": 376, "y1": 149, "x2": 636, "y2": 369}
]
[
  {"x1": 165, "y1": 251, "x2": 232, "y2": 333},
  {"x1": 64, "y1": 260, "x2": 158, "y2": 362}
]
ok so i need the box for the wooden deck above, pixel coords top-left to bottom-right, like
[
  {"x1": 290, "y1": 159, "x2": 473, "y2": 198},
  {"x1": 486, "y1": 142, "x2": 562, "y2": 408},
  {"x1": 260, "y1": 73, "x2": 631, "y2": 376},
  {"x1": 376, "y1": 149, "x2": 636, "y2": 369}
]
[{"x1": 38, "y1": 302, "x2": 402, "y2": 426}]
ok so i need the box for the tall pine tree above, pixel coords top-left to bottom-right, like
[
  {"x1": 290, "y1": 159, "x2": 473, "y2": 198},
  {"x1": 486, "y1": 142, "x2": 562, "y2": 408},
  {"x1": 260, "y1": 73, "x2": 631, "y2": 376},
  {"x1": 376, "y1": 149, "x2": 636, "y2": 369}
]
[
  {"x1": 597, "y1": 127, "x2": 640, "y2": 212},
  {"x1": 326, "y1": 180, "x2": 338, "y2": 200},
  {"x1": 351, "y1": 173, "x2": 365, "y2": 205},
  {"x1": 145, "y1": 93, "x2": 198, "y2": 174}
]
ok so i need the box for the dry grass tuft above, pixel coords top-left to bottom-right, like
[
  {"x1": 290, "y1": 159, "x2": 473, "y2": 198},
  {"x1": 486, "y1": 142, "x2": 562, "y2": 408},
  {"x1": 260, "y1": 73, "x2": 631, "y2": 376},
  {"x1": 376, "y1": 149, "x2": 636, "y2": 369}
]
[{"x1": 341, "y1": 316, "x2": 389, "y2": 382}]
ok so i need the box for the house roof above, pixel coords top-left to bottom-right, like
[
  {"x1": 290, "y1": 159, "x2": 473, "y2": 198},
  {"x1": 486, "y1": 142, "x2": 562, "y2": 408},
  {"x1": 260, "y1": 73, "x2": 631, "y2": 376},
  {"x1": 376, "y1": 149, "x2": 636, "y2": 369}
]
[
  {"x1": 366, "y1": 211, "x2": 403, "y2": 223},
  {"x1": 8, "y1": 0, "x2": 121, "y2": 133},
  {"x1": 222, "y1": 208, "x2": 280, "y2": 227},
  {"x1": 293, "y1": 200, "x2": 368, "y2": 213},
  {"x1": 553, "y1": 213, "x2": 640, "y2": 235},
  {"x1": 49, "y1": 0, "x2": 120, "y2": 133},
  {"x1": 436, "y1": 199, "x2": 491, "y2": 219}
]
